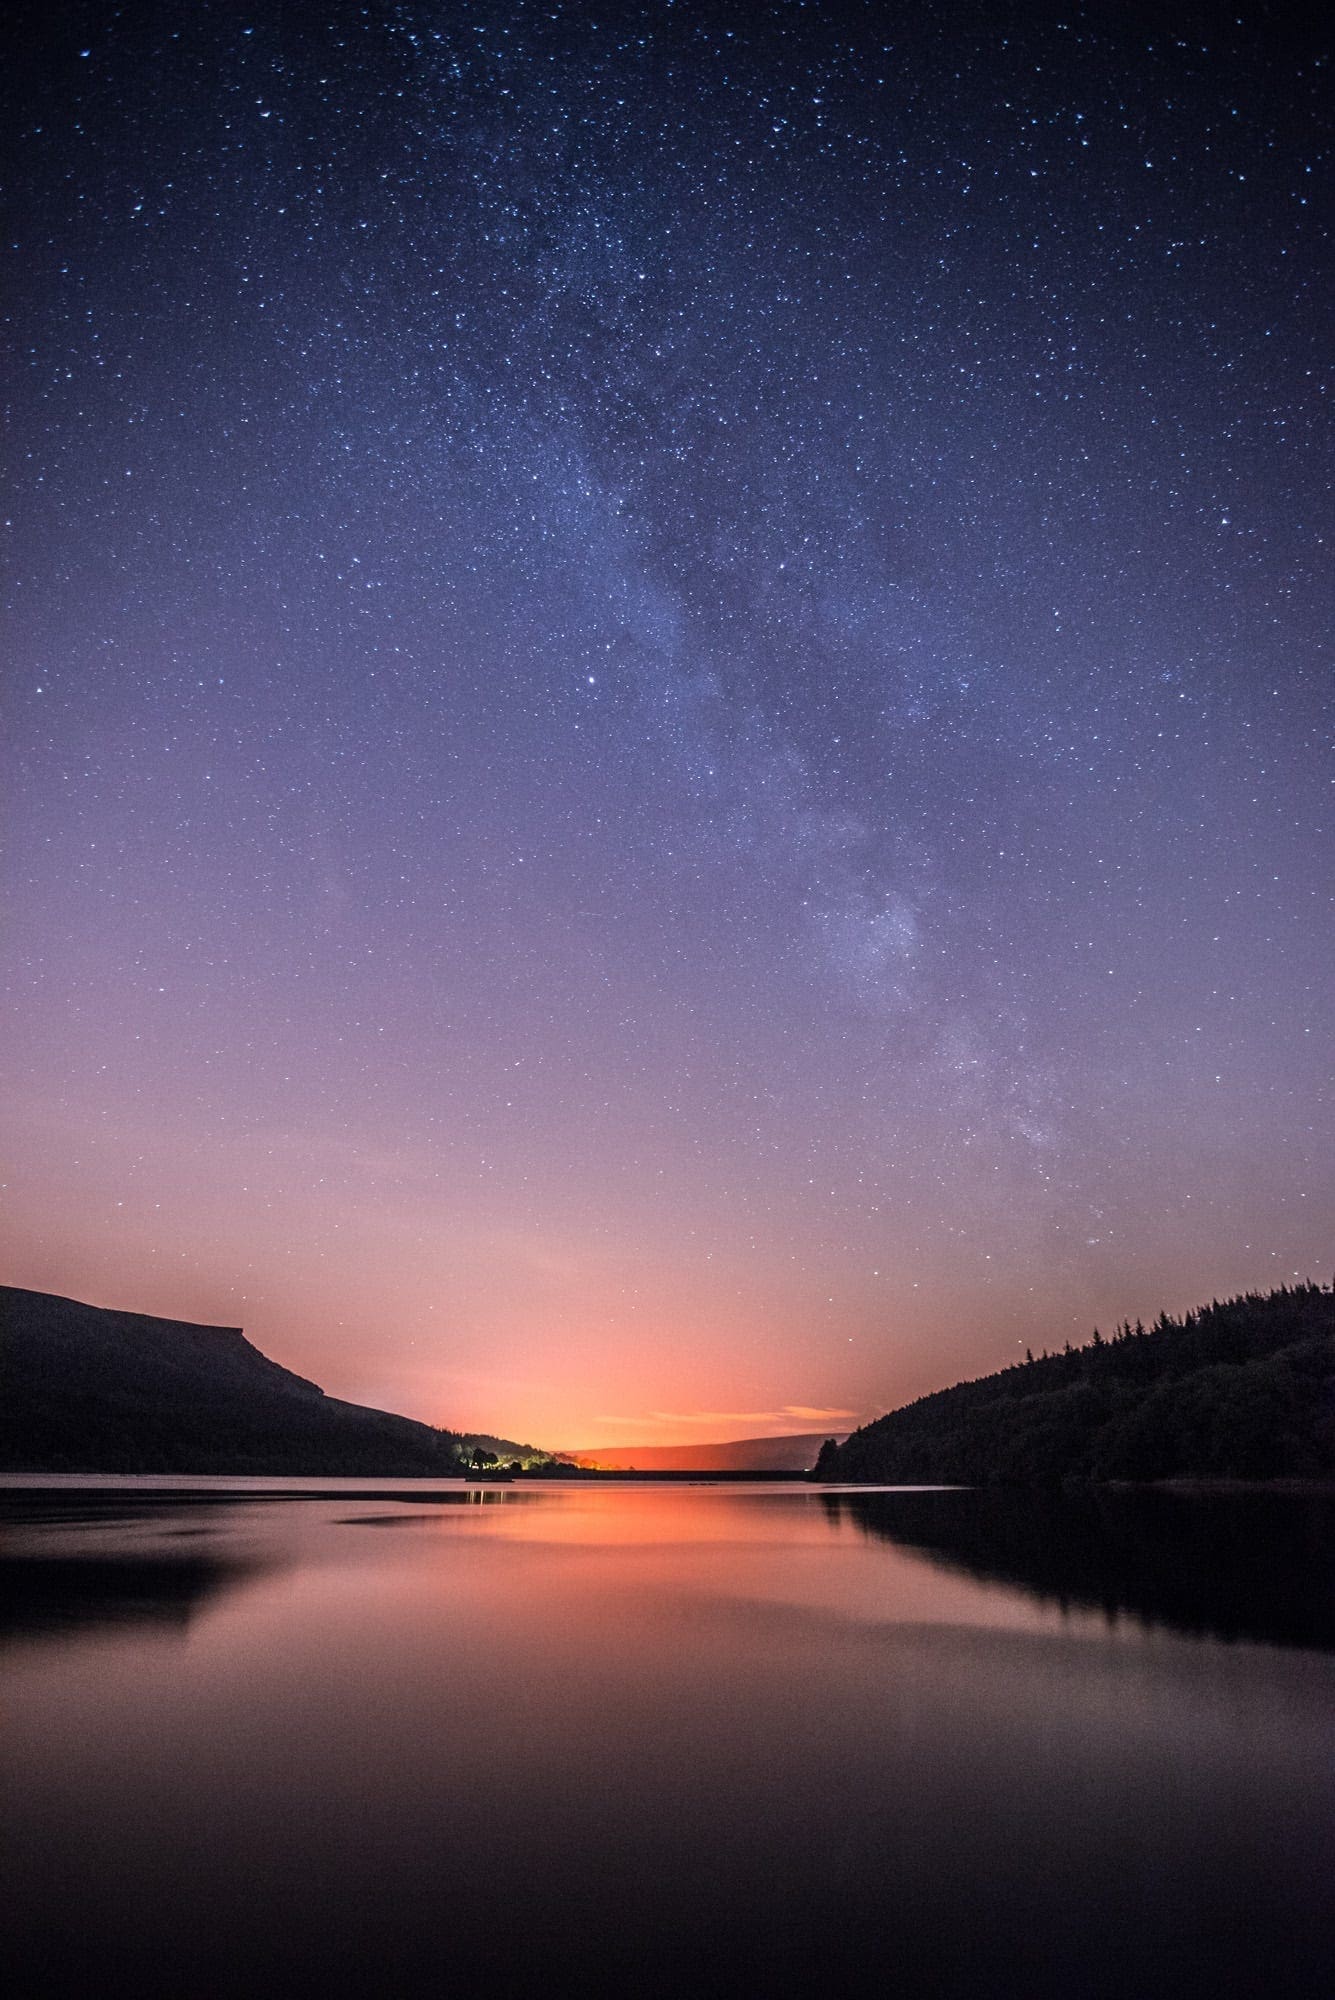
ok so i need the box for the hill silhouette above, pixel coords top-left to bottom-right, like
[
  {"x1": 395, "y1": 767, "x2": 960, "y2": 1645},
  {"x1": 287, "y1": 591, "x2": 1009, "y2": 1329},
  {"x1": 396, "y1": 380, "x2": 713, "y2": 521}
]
[
  {"x1": 562, "y1": 1433, "x2": 845, "y2": 1473},
  {"x1": 0, "y1": 1287, "x2": 508, "y2": 1476},
  {"x1": 815, "y1": 1283, "x2": 1335, "y2": 1486}
]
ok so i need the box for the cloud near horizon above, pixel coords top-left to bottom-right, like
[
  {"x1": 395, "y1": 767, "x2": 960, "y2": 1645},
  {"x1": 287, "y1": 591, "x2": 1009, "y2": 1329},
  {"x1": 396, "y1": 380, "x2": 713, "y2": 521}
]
[{"x1": 591, "y1": 1406, "x2": 860, "y2": 1436}]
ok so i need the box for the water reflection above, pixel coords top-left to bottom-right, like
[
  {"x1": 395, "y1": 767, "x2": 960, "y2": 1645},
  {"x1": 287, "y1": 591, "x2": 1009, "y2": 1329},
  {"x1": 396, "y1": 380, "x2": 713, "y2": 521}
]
[
  {"x1": 1, "y1": 1484, "x2": 1332, "y2": 1999},
  {"x1": 0, "y1": 1551, "x2": 270, "y2": 1646},
  {"x1": 822, "y1": 1486, "x2": 1335, "y2": 1651},
  {"x1": 0, "y1": 1495, "x2": 276, "y2": 1648}
]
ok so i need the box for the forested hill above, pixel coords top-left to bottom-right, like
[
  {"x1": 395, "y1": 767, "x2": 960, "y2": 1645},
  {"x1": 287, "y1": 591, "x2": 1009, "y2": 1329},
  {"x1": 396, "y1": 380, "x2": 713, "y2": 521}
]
[
  {"x1": 816, "y1": 1284, "x2": 1335, "y2": 1486},
  {"x1": 0, "y1": 1286, "x2": 531, "y2": 1476}
]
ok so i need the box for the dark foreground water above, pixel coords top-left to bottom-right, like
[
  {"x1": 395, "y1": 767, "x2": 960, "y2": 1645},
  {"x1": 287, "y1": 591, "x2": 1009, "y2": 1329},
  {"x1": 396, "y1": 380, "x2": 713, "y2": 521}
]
[{"x1": 2, "y1": 1482, "x2": 1332, "y2": 1999}]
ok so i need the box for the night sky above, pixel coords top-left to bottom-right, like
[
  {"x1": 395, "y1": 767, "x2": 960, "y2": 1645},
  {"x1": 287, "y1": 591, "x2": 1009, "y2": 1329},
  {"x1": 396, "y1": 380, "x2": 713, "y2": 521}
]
[{"x1": 4, "y1": 2, "x2": 1330, "y2": 1447}]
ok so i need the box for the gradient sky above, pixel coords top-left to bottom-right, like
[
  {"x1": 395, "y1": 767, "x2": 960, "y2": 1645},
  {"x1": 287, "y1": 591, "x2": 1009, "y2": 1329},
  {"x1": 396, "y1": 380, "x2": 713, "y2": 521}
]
[{"x1": 3, "y1": 1, "x2": 1330, "y2": 1448}]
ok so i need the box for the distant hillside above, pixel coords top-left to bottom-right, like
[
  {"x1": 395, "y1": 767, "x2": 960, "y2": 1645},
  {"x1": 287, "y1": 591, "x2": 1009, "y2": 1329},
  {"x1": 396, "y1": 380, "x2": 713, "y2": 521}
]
[
  {"x1": 816, "y1": 1284, "x2": 1335, "y2": 1486},
  {"x1": 564, "y1": 1433, "x2": 847, "y2": 1473},
  {"x1": 0, "y1": 1287, "x2": 527, "y2": 1476}
]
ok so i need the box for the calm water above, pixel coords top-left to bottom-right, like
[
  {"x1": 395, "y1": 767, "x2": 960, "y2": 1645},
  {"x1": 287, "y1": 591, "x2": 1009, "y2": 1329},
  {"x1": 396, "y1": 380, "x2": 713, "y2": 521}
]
[{"x1": 2, "y1": 1482, "x2": 1332, "y2": 1998}]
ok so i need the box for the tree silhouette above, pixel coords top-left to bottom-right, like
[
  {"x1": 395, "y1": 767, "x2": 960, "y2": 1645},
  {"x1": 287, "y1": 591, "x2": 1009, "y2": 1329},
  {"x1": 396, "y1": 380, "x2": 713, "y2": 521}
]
[{"x1": 814, "y1": 1284, "x2": 1334, "y2": 1486}]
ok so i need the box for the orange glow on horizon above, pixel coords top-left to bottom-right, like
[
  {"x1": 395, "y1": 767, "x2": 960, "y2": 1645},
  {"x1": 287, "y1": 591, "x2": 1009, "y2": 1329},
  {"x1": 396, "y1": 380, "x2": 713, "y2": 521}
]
[{"x1": 6, "y1": 1123, "x2": 1322, "y2": 1456}]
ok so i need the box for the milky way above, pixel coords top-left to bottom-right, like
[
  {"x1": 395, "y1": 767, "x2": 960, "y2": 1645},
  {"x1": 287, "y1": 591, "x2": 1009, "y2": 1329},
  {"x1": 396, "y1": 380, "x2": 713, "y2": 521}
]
[{"x1": 4, "y1": 3, "x2": 1330, "y2": 1443}]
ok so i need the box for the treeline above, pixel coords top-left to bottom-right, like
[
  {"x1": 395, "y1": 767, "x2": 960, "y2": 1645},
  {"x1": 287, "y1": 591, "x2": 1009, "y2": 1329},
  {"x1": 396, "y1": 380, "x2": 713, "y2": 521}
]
[{"x1": 815, "y1": 1283, "x2": 1335, "y2": 1485}]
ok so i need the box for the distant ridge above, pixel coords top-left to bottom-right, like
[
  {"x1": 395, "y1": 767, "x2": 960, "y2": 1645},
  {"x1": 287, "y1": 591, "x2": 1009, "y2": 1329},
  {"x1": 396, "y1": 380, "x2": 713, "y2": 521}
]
[
  {"x1": 562, "y1": 1433, "x2": 847, "y2": 1473},
  {"x1": 0, "y1": 1287, "x2": 530, "y2": 1476},
  {"x1": 816, "y1": 1284, "x2": 1335, "y2": 1486}
]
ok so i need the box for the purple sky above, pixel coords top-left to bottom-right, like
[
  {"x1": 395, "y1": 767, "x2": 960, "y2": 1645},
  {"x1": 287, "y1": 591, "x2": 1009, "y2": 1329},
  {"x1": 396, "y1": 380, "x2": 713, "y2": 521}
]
[{"x1": 3, "y1": 2, "x2": 1329, "y2": 1445}]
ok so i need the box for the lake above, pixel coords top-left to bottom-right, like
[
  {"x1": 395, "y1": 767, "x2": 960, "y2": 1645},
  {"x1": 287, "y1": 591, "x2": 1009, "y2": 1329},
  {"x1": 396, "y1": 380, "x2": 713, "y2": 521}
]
[{"x1": 2, "y1": 1481, "x2": 1332, "y2": 1997}]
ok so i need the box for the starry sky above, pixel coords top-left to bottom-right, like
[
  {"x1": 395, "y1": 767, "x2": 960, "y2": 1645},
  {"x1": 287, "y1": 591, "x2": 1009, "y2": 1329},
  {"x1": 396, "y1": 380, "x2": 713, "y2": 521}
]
[{"x1": 3, "y1": 1, "x2": 1330, "y2": 1448}]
